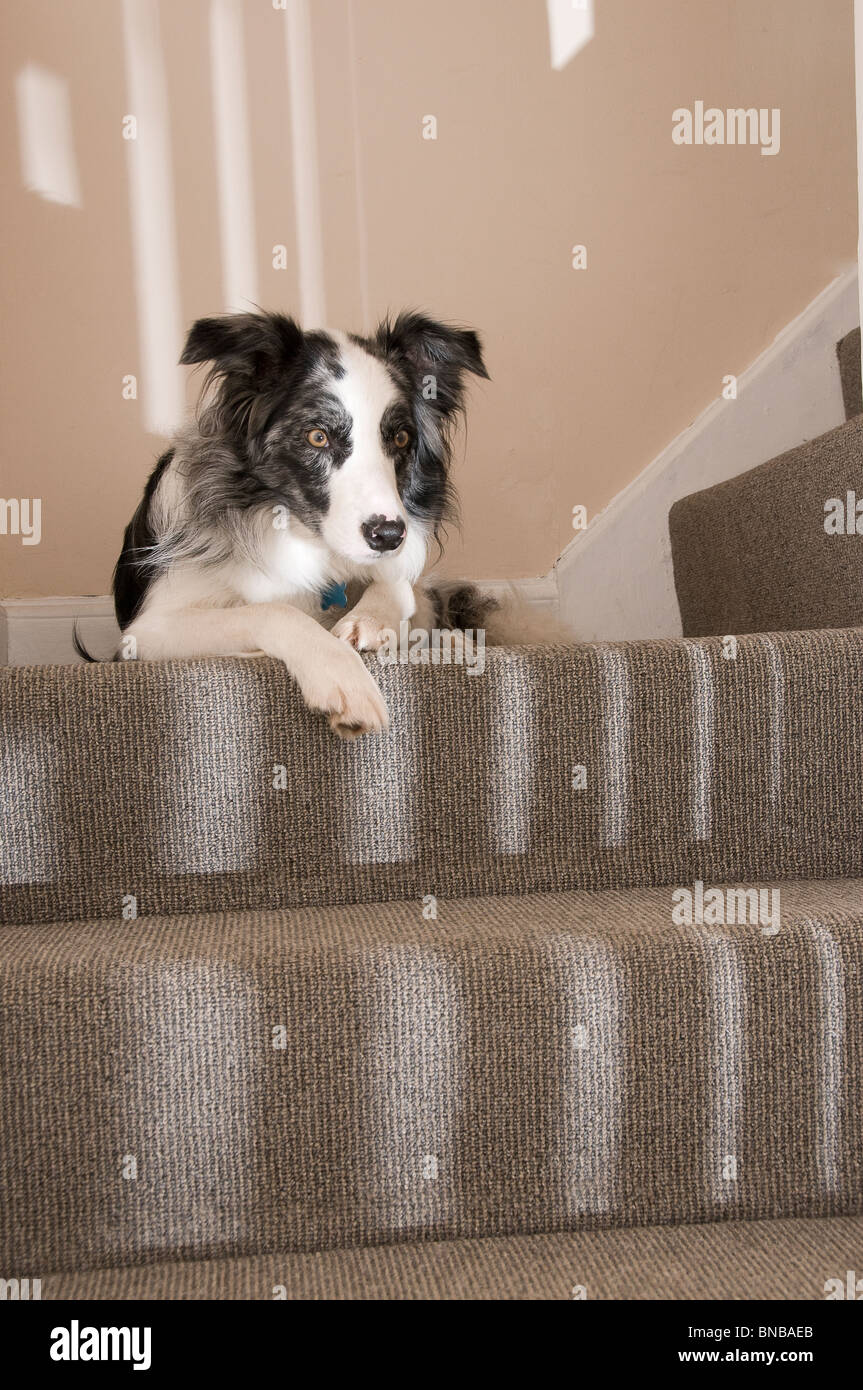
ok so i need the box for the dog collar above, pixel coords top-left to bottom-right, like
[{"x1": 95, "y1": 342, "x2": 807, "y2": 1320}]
[{"x1": 320, "y1": 581, "x2": 348, "y2": 611}]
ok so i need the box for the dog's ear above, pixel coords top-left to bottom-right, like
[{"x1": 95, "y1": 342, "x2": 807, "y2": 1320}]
[
  {"x1": 372, "y1": 311, "x2": 489, "y2": 417},
  {"x1": 180, "y1": 313, "x2": 306, "y2": 440},
  {"x1": 180, "y1": 312, "x2": 304, "y2": 381}
]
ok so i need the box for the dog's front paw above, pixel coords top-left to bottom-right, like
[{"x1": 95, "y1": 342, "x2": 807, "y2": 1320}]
[
  {"x1": 332, "y1": 613, "x2": 393, "y2": 653},
  {"x1": 298, "y1": 644, "x2": 389, "y2": 740}
]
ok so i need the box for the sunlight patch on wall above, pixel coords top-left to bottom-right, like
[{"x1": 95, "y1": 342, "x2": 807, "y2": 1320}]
[
  {"x1": 282, "y1": 0, "x2": 327, "y2": 327},
  {"x1": 209, "y1": 0, "x2": 259, "y2": 312},
  {"x1": 16, "y1": 64, "x2": 81, "y2": 208},
  {"x1": 546, "y1": 0, "x2": 594, "y2": 71},
  {"x1": 121, "y1": 0, "x2": 184, "y2": 436}
]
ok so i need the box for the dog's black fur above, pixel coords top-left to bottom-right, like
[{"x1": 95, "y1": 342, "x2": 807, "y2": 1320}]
[
  {"x1": 123, "y1": 312, "x2": 485, "y2": 619},
  {"x1": 76, "y1": 311, "x2": 494, "y2": 685}
]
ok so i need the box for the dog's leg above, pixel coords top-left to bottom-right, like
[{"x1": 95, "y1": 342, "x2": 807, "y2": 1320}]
[
  {"x1": 332, "y1": 578, "x2": 418, "y2": 652},
  {"x1": 126, "y1": 602, "x2": 388, "y2": 740}
]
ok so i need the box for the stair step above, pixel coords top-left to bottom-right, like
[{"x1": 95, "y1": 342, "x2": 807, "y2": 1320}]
[
  {"x1": 33, "y1": 1215, "x2": 863, "y2": 1300},
  {"x1": 669, "y1": 416, "x2": 863, "y2": 637},
  {"x1": 4, "y1": 631, "x2": 863, "y2": 926},
  {"x1": 2, "y1": 882, "x2": 861, "y2": 1275}
]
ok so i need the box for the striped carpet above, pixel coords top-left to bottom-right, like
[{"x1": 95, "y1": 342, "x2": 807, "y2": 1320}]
[
  {"x1": 36, "y1": 1215, "x2": 863, "y2": 1301},
  {"x1": 2, "y1": 635, "x2": 862, "y2": 1298},
  {"x1": 2, "y1": 882, "x2": 860, "y2": 1275},
  {"x1": 3, "y1": 630, "x2": 863, "y2": 926}
]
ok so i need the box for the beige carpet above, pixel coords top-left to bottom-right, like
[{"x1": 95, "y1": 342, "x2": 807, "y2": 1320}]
[
  {"x1": 38, "y1": 1216, "x2": 863, "y2": 1301},
  {"x1": 3, "y1": 882, "x2": 861, "y2": 1275},
  {"x1": 670, "y1": 417, "x2": 863, "y2": 636},
  {"x1": 4, "y1": 629, "x2": 863, "y2": 928}
]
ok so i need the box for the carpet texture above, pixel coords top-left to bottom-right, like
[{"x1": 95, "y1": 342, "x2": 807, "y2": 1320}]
[
  {"x1": 36, "y1": 1215, "x2": 863, "y2": 1301},
  {"x1": 3, "y1": 631, "x2": 863, "y2": 927},
  {"x1": 837, "y1": 327, "x2": 862, "y2": 420},
  {"x1": 669, "y1": 417, "x2": 863, "y2": 637},
  {"x1": 2, "y1": 882, "x2": 861, "y2": 1275}
]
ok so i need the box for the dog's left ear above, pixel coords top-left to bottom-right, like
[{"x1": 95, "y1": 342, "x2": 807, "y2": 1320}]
[{"x1": 372, "y1": 311, "x2": 489, "y2": 417}]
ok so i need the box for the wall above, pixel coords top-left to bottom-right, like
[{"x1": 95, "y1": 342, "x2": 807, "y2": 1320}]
[
  {"x1": 0, "y1": 0, "x2": 857, "y2": 600},
  {"x1": 557, "y1": 268, "x2": 859, "y2": 641}
]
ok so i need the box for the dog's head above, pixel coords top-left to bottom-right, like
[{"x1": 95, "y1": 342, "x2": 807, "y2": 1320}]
[{"x1": 180, "y1": 310, "x2": 488, "y2": 568}]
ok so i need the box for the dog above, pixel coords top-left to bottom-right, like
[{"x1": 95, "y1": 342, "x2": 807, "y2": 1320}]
[{"x1": 82, "y1": 310, "x2": 561, "y2": 737}]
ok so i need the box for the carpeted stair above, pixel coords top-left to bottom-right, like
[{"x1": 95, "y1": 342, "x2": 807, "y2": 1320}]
[
  {"x1": 2, "y1": 333, "x2": 863, "y2": 1301},
  {"x1": 669, "y1": 415, "x2": 863, "y2": 637},
  {"x1": 35, "y1": 1217, "x2": 863, "y2": 1301},
  {"x1": 4, "y1": 630, "x2": 863, "y2": 927},
  {"x1": 2, "y1": 639, "x2": 862, "y2": 1298},
  {"x1": 3, "y1": 882, "x2": 862, "y2": 1281}
]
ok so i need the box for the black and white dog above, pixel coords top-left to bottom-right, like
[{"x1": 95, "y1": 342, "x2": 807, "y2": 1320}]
[{"x1": 100, "y1": 309, "x2": 509, "y2": 738}]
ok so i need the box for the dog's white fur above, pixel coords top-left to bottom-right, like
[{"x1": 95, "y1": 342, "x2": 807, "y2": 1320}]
[
  {"x1": 127, "y1": 335, "x2": 432, "y2": 739},
  {"x1": 122, "y1": 324, "x2": 570, "y2": 738}
]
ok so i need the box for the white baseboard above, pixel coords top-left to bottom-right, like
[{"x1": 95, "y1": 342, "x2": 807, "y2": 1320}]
[
  {"x1": 479, "y1": 575, "x2": 559, "y2": 611},
  {"x1": 0, "y1": 596, "x2": 119, "y2": 665},
  {"x1": 556, "y1": 266, "x2": 860, "y2": 641},
  {"x1": 0, "y1": 580, "x2": 560, "y2": 666}
]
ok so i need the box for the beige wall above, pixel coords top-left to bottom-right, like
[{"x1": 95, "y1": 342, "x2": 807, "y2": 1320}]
[{"x1": 0, "y1": 0, "x2": 857, "y2": 598}]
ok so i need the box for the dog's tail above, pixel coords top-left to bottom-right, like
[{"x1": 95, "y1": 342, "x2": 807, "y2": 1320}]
[
  {"x1": 422, "y1": 578, "x2": 574, "y2": 645},
  {"x1": 72, "y1": 622, "x2": 99, "y2": 662}
]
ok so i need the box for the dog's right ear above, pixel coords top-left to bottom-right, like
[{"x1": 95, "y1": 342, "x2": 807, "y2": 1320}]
[
  {"x1": 179, "y1": 313, "x2": 304, "y2": 380},
  {"x1": 180, "y1": 313, "x2": 306, "y2": 441}
]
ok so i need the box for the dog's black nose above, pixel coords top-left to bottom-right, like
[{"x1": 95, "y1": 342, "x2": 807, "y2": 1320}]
[{"x1": 361, "y1": 516, "x2": 406, "y2": 553}]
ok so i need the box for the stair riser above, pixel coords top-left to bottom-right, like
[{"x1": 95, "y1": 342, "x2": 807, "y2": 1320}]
[
  {"x1": 2, "y1": 903, "x2": 860, "y2": 1273},
  {"x1": 3, "y1": 631, "x2": 863, "y2": 925}
]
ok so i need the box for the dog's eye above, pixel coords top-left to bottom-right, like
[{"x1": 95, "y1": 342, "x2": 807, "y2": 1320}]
[
  {"x1": 307, "y1": 429, "x2": 329, "y2": 448},
  {"x1": 394, "y1": 429, "x2": 411, "y2": 448}
]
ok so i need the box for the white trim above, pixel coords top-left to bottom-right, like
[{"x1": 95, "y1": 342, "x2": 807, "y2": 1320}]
[
  {"x1": 0, "y1": 595, "x2": 118, "y2": 665},
  {"x1": 556, "y1": 267, "x2": 859, "y2": 642},
  {"x1": 0, "y1": 583, "x2": 559, "y2": 665},
  {"x1": 479, "y1": 575, "x2": 559, "y2": 610}
]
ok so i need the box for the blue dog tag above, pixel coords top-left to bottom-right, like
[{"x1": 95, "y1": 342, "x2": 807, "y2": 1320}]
[{"x1": 320, "y1": 581, "x2": 348, "y2": 611}]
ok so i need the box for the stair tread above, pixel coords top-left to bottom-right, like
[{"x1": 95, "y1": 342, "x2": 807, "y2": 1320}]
[
  {"x1": 3, "y1": 876, "x2": 863, "y2": 956},
  {"x1": 37, "y1": 1215, "x2": 863, "y2": 1301},
  {"x1": 670, "y1": 415, "x2": 863, "y2": 636}
]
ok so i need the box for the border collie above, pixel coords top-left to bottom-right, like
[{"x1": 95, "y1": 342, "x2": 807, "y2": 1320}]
[{"x1": 88, "y1": 310, "x2": 552, "y2": 738}]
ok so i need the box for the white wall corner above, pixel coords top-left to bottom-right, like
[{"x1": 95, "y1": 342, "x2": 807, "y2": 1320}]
[{"x1": 555, "y1": 266, "x2": 859, "y2": 642}]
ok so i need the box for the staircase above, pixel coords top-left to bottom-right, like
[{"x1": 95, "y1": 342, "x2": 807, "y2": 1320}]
[{"x1": 2, "y1": 339, "x2": 863, "y2": 1302}]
